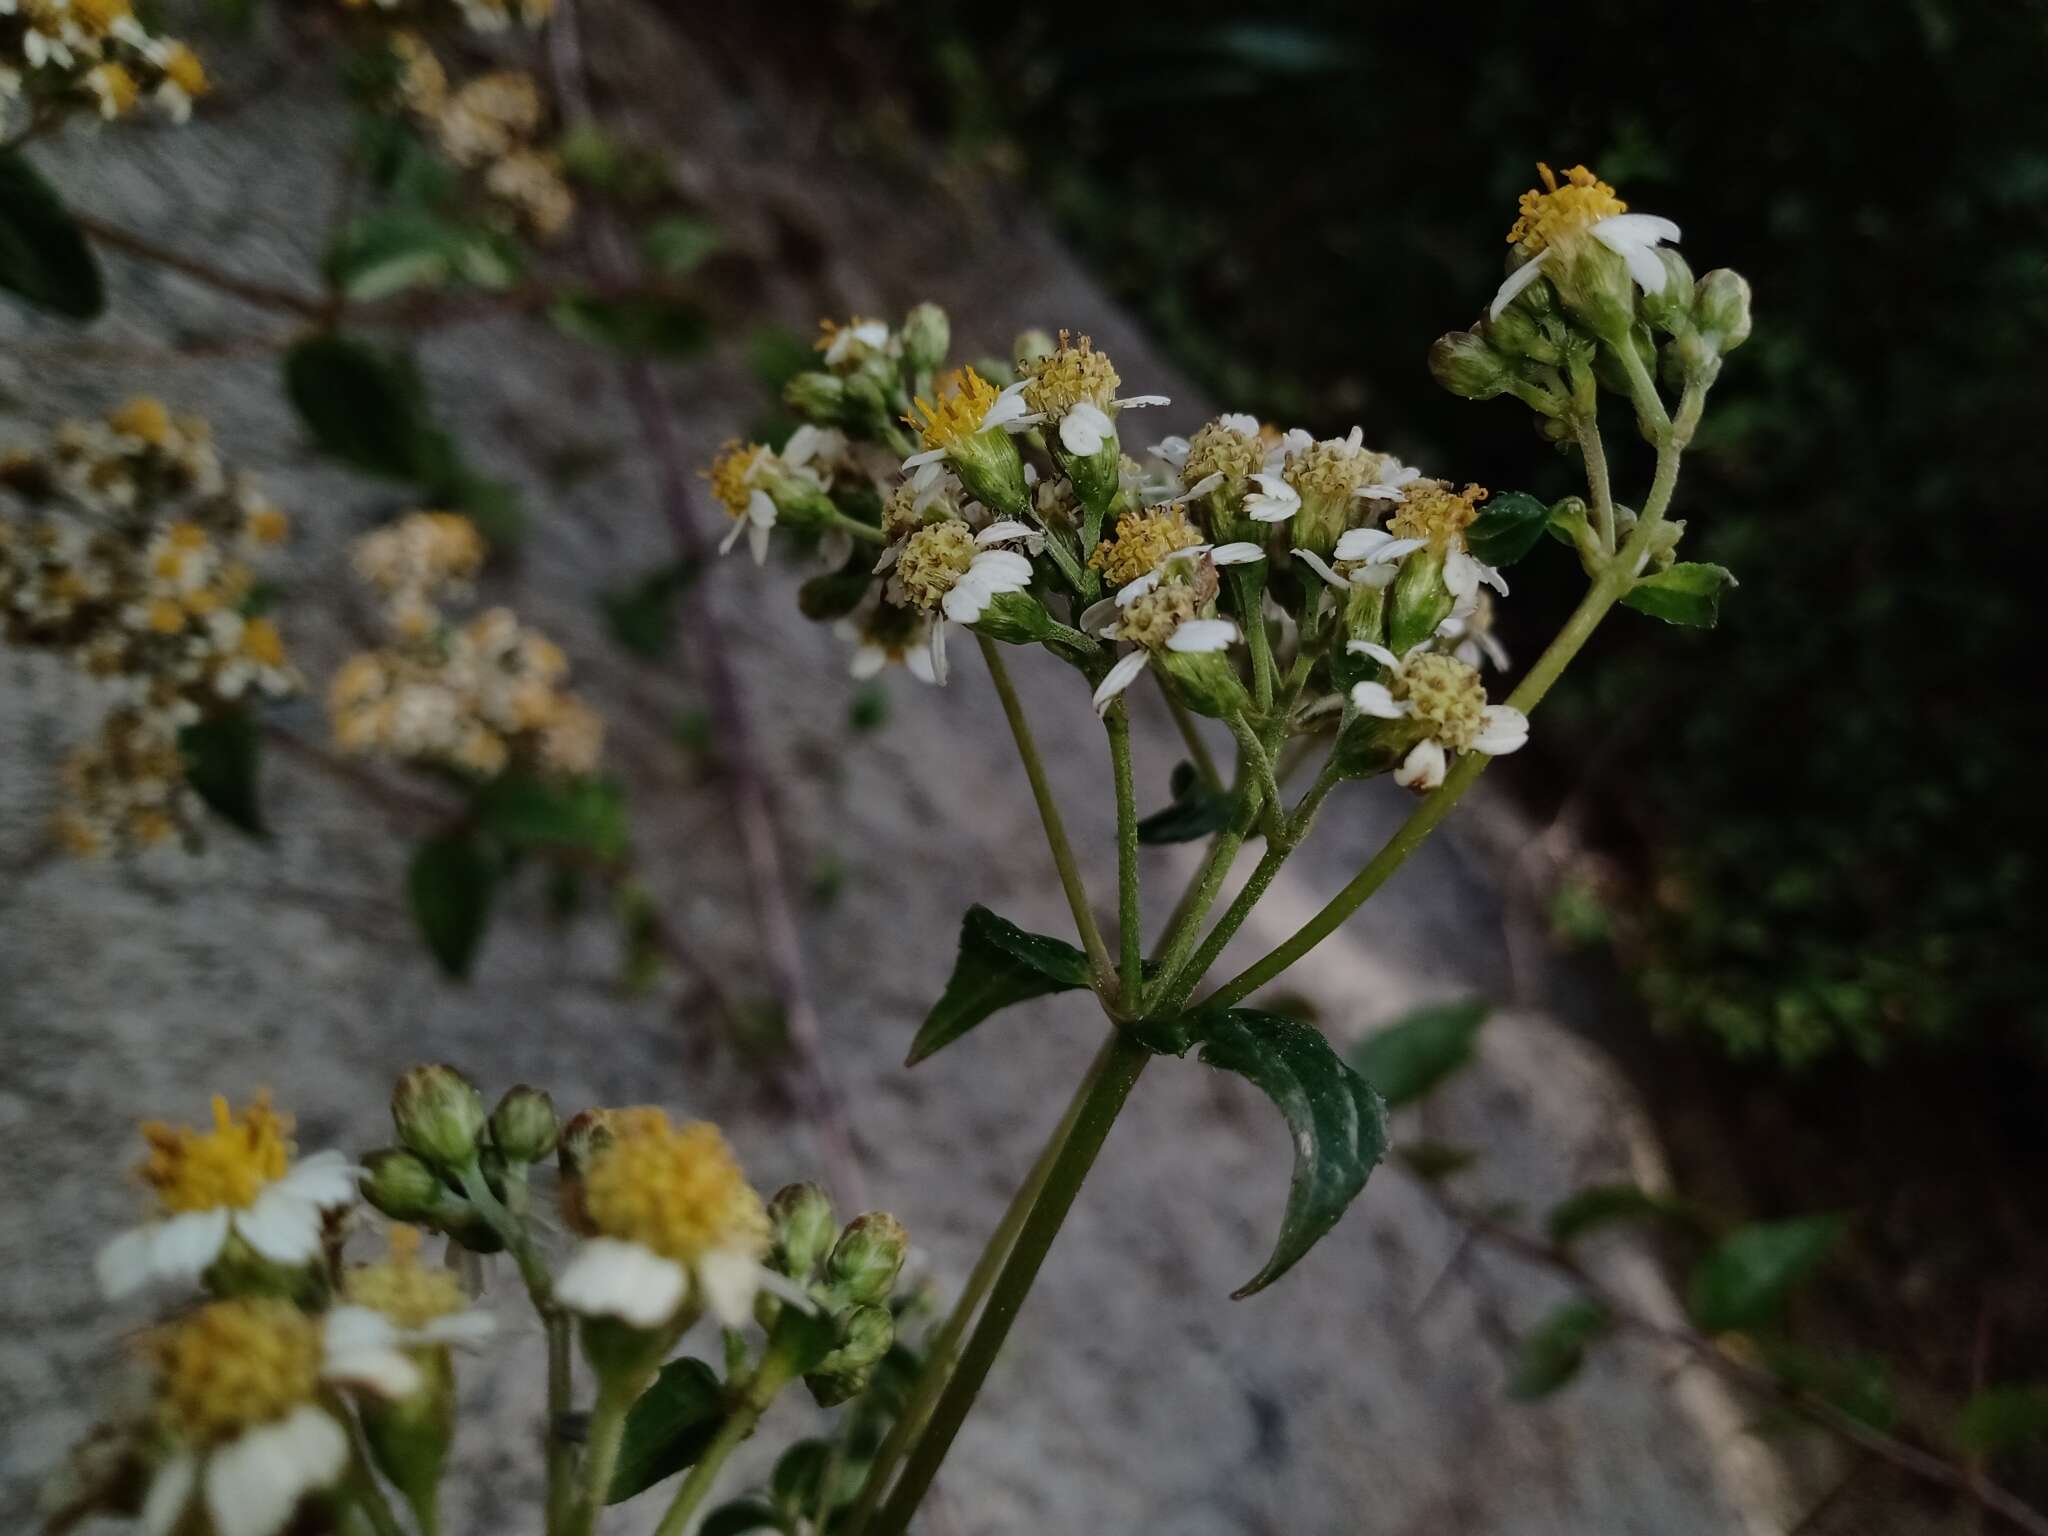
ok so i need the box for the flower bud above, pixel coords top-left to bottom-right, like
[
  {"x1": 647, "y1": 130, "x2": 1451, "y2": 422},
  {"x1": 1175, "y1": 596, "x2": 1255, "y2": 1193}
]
[
  {"x1": 490, "y1": 1085, "x2": 558, "y2": 1165},
  {"x1": 826, "y1": 1212, "x2": 908, "y2": 1306},
  {"x1": 556, "y1": 1108, "x2": 616, "y2": 1180},
  {"x1": 768, "y1": 1182, "x2": 837, "y2": 1281},
  {"x1": 783, "y1": 371, "x2": 849, "y2": 424},
  {"x1": 971, "y1": 589, "x2": 1056, "y2": 648},
  {"x1": 946, "y1": 430, "x2": 1031, "y2": 521},
  {"x1": 1012, "y1": 329, "x2": 1057, "y2": 370},
  {"x1": 1159, "y1": 648, "x2": 1253, "y2": 721},
  {"x1": 805, "y1": 1303, "x2": 895, "y2": 1407},
  {"x1": 1694, "y1": 269, "x2": 1753, "y2": 353},
  {"x1": 1386, "y1": 546, "x2": 1452, "y2": 657},
  {"x1": 1428, "y1": 330, "x2": 1510, "y2": 401},
  {"x1": 360, "y1": 1350, "x2": 454, "y2": 1515},
  {"x1": 900, "y1": 303, "x2": 951, "y2": 375},
  {"x1": 1546, "y1": 239, "x2": 1636, "y2": 344},
  {"x1": 360, "y1": 1148, "x2": 450, "y2": 1224},
  {"x1": 391, "y1": 1066, "x2": 487, "y2": 1170},
  {"x1": 1485, "y1": 306, "x2": 1564, "y2": 367},
  {"x1": 1639, "y1": 248, "x2": 1696, "y2": 333}
]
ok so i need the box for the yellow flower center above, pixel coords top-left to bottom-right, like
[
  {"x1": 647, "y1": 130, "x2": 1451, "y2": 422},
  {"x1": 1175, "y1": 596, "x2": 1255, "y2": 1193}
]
[
  {"x1": 91, "y1": 64, "x2": 140, "y2": 116},
  {"x1": 242, "y1": 617, "x2": 287, "y2": 668},
  {"x1": 109, "y1": 397, "x2": 173, "y2": 446},
  {"x1": 162, "y1": 44, "x2": 209, "y2": 97},
  {"x1": 1020, "y1": 331, "x2": 1119, "y2": 419},
  {"x1": 1118, "y1": 587, "x2": 1197, "y2": 651},
  {"x1": 1397, "y1": 652, "x2": 1488, "y2": 751},
  {"x1": 905, "y1": 367, "x2": 1000, "y2": 452},
  {"x1": 705, "y1": 442, "x2": 768, "y2": 519},
  {"x1": 1089, "y1": 506, "x2": 1202, "y2": 589},
  {"x1": 1506, "y1": 163, "x2": 1628, "y2": 252},
  {"x1": 344, "y1": 1227, "x2": 467, "y2": 1328},
  {"x1": 893, "y1": 521, "x2": 977, "y2": 610},
  {"x1": 575, "y1": 1109, "x2": 769, "y2": 1265},
  {"x1": 1388, "y1": 481, "x2": 1486, "y2": 545},
  {"x1": 244, "y1": 505, "x2": 290, "y2": 545},
  {"x1": 154, "y1": 1299, "x2": 322, "y2": 1445},
  {"x1": 70, "y1": 0, "x2": 132, "y2": 34},
  {"x1": 139, "y1": 1094, "x2": 292, "y2": 1214},
  {"x1": 1183, "y1": 420, "x2": 1263, "y2": 487}
]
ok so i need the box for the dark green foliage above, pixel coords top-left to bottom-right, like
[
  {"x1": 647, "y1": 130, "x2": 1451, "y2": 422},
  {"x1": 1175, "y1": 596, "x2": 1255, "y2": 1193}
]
[
  {"x1": 0, "y1": 152, "x2": 103, "y2": 319},
  {"x1": 607, "y1": 1358, "x2": 723, "y2": 1503},
  {"x1": 178, "y1": 714, "x2": 266, "y2": 838},
  {"x1": 407, "y1": 831, "x2": 497, "y2": 980},
  {"x1": 907, "y1": 907, "x2": 1092, "y2": 1065},
  {"x1": 1507, "y1": 1299, "x2": 1611, "y2": 1400},
  {"x1": 1686, "y1": 1215, "x2": 1844, "y2": 1333},
  {"x1": 1349, "y1": 999, "x2": 1488, "y2": 1108},
  {"x1": 1135, "y1": 760, "x2": 1237, "y2": 843},
  {"x1": 1466, "y1": 491, "x2": 1552, "y2": 569}
]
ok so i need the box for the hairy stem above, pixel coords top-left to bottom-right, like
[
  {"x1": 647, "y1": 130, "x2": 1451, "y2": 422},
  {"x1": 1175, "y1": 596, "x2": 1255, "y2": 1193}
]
[
  {"x1": 1231, "y1": 564, "x2": 1277, "y2": 712},
  {"x1": 565, "y1": 1375, "x2": 636, "y2": 1536},
  {"x1": 650, "y1": 1326, "x2": 805, "y2": 1536},
  {"x1": 1106, "y1": 706, "x2": 1144, "y2": 1012},
  {"x1": 868, "y1": 1032, "x2": 1152, "y2": 1536},
  {"x1": 1158, "y1": 677, "x2": 1225, "y2": 792},
  {"x1": 978, "y1": 635, "x2": 1116, "y2": 995}
]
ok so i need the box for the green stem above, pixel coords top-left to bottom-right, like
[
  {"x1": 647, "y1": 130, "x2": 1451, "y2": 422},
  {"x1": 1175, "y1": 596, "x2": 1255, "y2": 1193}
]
[
  {"x1": 565, "y1": 1374, "x2": 636, "y2": 1536},
  {"x1": 1158, "y1": 675, "x2": 1224, "y2": 793},
  {"x1": 842, "y1": 1049, "x2": 1102, "y2": 1536},
  {"x1": 341, "y1": 1405, "x2": 408, "y2": 1536},
  {"x1": 459, "y1": 1163, "x2": 574, "y2": 1531},
  {"x1": 1570, "y1": 391, "x2": 1616, "y2": 556},
  {"x1": 1230, "y1": 564, "x2": 1276, "y2": 713},
  {"x1": 1207, "y1": 409, "x2": 1696, "y2": 1013},
  {"x1": 1227, "y1": 714, "x2": 1285, "y2": 840},
  {"x1": 1106, "y1": 705, "x2": 1144, "y2": 1012},
  {"x1": 868, "y1": 1031, "x2": 1152, "y2": 1536},
  {"x1": 650, "y1": 1325, "x2": 805, "y2": 1536},
  {"x1": 824, "y1": 508, "x2": 887, "y2": 545},
  {"x1": 977, "y1": 635, "x2": 1116, "y2": 995}
]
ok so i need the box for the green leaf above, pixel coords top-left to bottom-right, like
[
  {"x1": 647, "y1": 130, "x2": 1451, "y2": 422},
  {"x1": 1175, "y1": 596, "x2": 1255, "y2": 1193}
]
[
  {"x1": 1349, "y1": 999, "x2": 1488, "y2": 1108},
  {"x1": 472, "y1": 773, "x2": 628, "y2": 862},
  {"x1": 698, "y1": 1500, "x2": 786, "y2": 1536},
  {"x1": 796, "y1": 543, "x2": 876, "y2": 623},
  {"x1": 601, "y1": 560, "x2": 697, "y2": 658},
  {"x1": 1136, "y1": 761, "x2": 1238, "y2": 844},
  {"x1": 1507, "y1": 1298, "x2": 1611, "y2": 1400},
  {"x1": 848, "y1": 683, "x2": 888, "y2": 733},
  {"x1": 1546, "y1": 1182, "x2": 1689, "y2": 1245},
  {"x1": 1759, "y1": 1342, "x2": 1895, "y2": 1432},
  {"x1": 747, "y1": 325, "x2": 815, "y2": 391},
  {"x1": 906, "y1": 906, "x2": 1093, "y2": 1066},
  {"x1": 1146, "y1": 1008, "x2": 1389, "y2": 1296},
  {"x1": 606, "y1": 1357, "x2": 723, "y2": 1503},
  {"x1": 431, "y1": 462, "x2": 526, "y2": 549},
  {"x1": 0, "y1": 151, "x2": 104, "y2": 320},
  {"x1": 1621, "y1": 562, "x2": 1738, "y2": 628},
  {"x1": 1686, "y1": 1214, "x2": 1844, "y2": 1333},
  {"x1": 1395, "y1": 1140, "x2": 1480, "y2": 1181},
  {"x1": 177, "y1": 713, "x2": 266, "y2": 838},
  {"x1": 283, "y1": 334, "x2": 432, "y2": 480},
  {"x1": 550, "y1": 293, "x2": 710, "y2": 358},
  {"x1": 1954, "y1": 1386, "x2": 2048, "y2": 1456},
  {"x1": 642, "y1": 215, "x2": 722, "y2": 276},
  {"x1": 1466, "y1": 490, "x2": 1551, "y2": 568},
  {"x1": 407, "y1": 830, "x2": 497, "y2": 980},
  {"x1": 327, "y1": 210, "x2": 520, "y2": 302}
]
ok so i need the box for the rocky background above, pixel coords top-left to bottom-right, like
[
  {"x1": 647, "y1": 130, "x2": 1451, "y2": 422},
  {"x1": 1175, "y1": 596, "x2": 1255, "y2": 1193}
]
[{"x1": 0, "y1": 4, "x2": 1895, "y2": 1531}]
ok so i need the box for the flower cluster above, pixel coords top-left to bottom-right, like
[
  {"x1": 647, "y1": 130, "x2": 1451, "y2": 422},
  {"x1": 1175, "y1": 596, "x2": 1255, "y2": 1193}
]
[
  {"x1": 328, "y1": 510, "x2": 604, "y2": 780},
  {"x1": 0, "y1": 398, "x2": 298, "y2": 855},
  {"x1": 387, "y1": 31, "x2": 573, "y2": 236},
  {"x1": 0, "y1": 0, "x2": 208, "y2": 126}
]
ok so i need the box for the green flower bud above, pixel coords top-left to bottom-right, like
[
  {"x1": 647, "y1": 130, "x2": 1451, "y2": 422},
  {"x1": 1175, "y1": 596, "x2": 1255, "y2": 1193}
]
[
  {"x1": 360, "y1": 1349, "x2": 454, "y2": 1518},
  {"x1": 490, "y1": 1085, "x2": 558, "y2": 1165},
  {"x1": 1329, "y1": 581, "x2": 1391, "y2": 692},
  {"x1": 1012, "y1": 329, "x2": 1057, "y2": 370},
  {"x1": 900, "y1": 303, "x2": 951, "y2": 375},
  {"x1": 1640, "y1": 248, "x2": 1697, "y2": 333},
  {"x1": 842, "y1": 371, "x2": 893, "y2": 427},
  {"x1": 805, "y1": 1304, "x2": 895, "y2": 1407},
  {"x1": 768, "y1": 1182, "x2": 837, "y2": 1281},
  {"x1": 1064, "y1": 435, "x2": 1123, "y2": 523},
  {"x1": 783, "y1": 370, "x2": 849, "y2": 424},
  {"x1": 1386, "y1": 545, "x2": 1452, "y2": 658},
  {"x1": 1333, "y1": 712, "x2": 1420, "y2": 782},
  {"x1": 391, "y1": 1066, "x2": 486, "y2": 1170},
  {"x1": 1485, "y1": 305, "x2": 1565, "y2": 367},
  {"x1": 360, "y1": 1148, "x2": 449, "y2": 1224},
  {"x1": 826, "y1": 1212, "x2": 908, "y2": 1306},
  {"x1": 947, "y1": 429, "x2": 1031, "y2": 521},
  {"x1": 970, "y1": 589, "x2": 1057, "y2": 648},
  {"x1": 1429, "y1": 330, "x2": 1510, "y2": 401},
  {"x1": 1158, "y1": 647, "x2": 1253, "y2": 721},
  {"x1": 1694, "y1": 269, "x2": 1753, "y2": 353}
]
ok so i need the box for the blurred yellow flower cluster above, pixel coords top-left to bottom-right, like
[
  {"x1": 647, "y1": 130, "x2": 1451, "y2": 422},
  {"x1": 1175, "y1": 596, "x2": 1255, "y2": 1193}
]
[{"x1": 0, "y1": 0, "x2": 208, "y2": 126}]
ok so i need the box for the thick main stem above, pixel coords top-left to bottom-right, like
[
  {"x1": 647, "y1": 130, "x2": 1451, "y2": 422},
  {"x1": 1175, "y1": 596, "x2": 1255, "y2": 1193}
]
[
  {"x1": 868, "y1": 1032, "x2": 1152, "y2": 1536},
  {"x1": 978, "y1": 636, "x2": 1116, "y2": 994}
]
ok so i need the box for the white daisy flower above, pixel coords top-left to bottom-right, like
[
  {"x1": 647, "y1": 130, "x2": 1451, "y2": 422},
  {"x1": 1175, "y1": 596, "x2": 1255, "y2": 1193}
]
[
  {"x1": 819, "y1": 317, "x2": 892, "y2": 369},
  {"x1": 1244, "y1": 472, "x2": 1302, "y2": 524},
  {"x1": 97, "y1": 1097, "x2": 356, "y2": 1301},
  {"x1": 706, "y1": 427, "x2": 844, "y2": 565},
  {"x1": 1084, "y1": 543, "x2": 1261, "y2": 718},
  {"x1": 1490, "y1": 163, "x2": 1682, "y2": 321},
  {"x1": 1347, "y1": 641, "x2": 1529, "y2": 790}
]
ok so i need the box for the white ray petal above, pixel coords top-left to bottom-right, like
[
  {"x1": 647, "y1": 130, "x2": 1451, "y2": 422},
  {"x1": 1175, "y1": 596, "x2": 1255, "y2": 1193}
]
[
  {"x1": 1166, "y1": 619, "x2": 1238, "y2": 654},
  {"x1": 1092, "y1": 651, "x2": 1150, "y2": 717},
  {"x1": 1349, "y1": 681, "x2": 1407, "y2": 720},
  {"x1": 1488, "y1": 251, "x2": 1552, "y2": 322}
]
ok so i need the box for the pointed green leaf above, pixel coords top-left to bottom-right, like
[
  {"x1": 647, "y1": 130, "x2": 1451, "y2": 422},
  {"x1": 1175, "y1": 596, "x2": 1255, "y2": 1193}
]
[
  {"x1": 1150, "y1": 1008, "x2": 1389, "y2": 1296},
  {"x1": 1759, "y1": 1341, "x2": 1895, "y2": 1432},
  {"x1": 606, "y1": 1357, "x2": 723, "y2": 1504},
  {"x1": 1955, "y1": 1386, "x2": 2048, "y2": 1456},
  {"x1": 698, "y1": 1501, "x2": 786, "y2": 1536},
  {"x1": 906, "y1": 907, "x2": 1092, "y2": 1066},
  {"x1": 1686, "y1": 1214, "x2": 1844, "y2": 1332},
  {"x1": 472, "y1": 773, "x2": 628, "y2": 862},
  {"x1": 642, "y1": 215, "x2": 722, "y2": 277},
  {"x1": 0, "y1": 151, "x2": 104, "y2": 320},
  {"x1": 550, "y1": 293, "x2": 709, "y2": 358},
  {"x1": 1621, "y1": 562, "x2": 1737, "y2": 628},
  {"x1": 796, "y1": 543, "x2": 876, "y2": 623},
  {"x1": 1136, "y1": 760, "x2": 1238, "y2": 844},
  {"x1": 1466, "y1": 490, "x2": 1551, "y2": 568},
  {"x1": 1349, "y1": 999, "x2": 1488, "y2": 1108},
  {"x1": 178, "y1": 712, "x2": 266, "y2": 838},
  {"x1": 327, "y1": 210, "x2": 520, "y2": 302},
  {"x1": 1507, "y1": 1298, "x2": 1611, "y2": 1400},
  {"x1": 283, "y1": 334, "x2": 432, "y2": 480},
  {"x1": 407, "y1": 830, "x2": 497, "y2": 980},
  {"x1": 1546, "y1": 1182, "x2": 1692, "y2": 1245}
]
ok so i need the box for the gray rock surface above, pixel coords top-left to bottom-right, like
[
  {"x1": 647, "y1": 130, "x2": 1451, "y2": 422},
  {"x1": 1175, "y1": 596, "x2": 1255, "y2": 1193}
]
[{"x1": 1, "y1": 5, "x2": 1847, "y2": 1532}]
